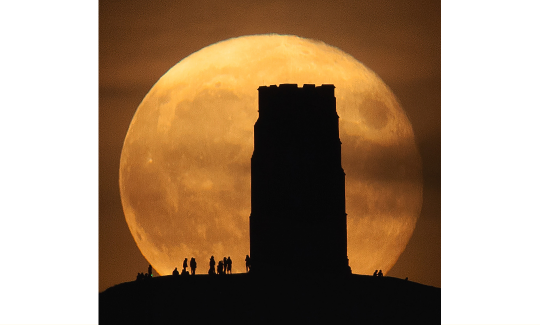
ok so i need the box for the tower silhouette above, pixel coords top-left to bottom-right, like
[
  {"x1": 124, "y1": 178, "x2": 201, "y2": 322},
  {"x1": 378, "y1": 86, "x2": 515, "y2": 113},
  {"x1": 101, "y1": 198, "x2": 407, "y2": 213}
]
[{"x1": 249, "y1": 84, "x2": 349, "y2": 276}]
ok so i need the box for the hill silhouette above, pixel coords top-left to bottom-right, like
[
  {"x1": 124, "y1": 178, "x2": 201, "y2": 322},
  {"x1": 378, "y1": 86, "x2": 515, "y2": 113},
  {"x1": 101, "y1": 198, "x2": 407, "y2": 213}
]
[
  {"x1": 100, "y1": 273, "x2": 440, "y2": 324},
  {"x1": 102, "y1": 85, "x2": 439, "y2": 323}
]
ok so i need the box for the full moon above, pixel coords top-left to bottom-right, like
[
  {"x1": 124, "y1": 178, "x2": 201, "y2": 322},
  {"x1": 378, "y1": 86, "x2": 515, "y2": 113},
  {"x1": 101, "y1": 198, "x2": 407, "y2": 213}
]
[{"x1": 119, "y1": 34, "x2": 422, "y2": 276}]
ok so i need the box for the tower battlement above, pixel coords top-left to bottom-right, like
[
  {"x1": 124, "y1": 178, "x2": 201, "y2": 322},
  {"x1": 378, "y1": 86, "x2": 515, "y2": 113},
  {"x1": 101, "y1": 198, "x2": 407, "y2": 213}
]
[
  {"x1": 257, "y1": 84, "x2": 336, "y2": 119},
  {"x1": 257, "y1": 83, "x2": 335, "y2": 96}
]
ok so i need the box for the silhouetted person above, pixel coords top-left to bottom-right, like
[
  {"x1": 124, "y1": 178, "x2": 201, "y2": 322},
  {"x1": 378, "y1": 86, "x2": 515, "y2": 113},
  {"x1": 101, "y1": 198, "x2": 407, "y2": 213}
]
[
  {"x1": 136, "y1": 272, "x2": 144, "y2": 281},
  {"x1": 173, "y1": 267, "x2": 179, "y2": 276},
  {"x1": 245, "y1": 255, "x2": 251, "y2": 273},
  {"x1": 226, "y1": 257, "x2": 232, "y2": 274},
  {"x1": 183, "y1": 258, "x2": 188, "y2": 272},
  {"x1": 373, "y1": 270, "x2": 378, "y2": 276},
  {"x1": 148, "y1": 265, "x2": 153, "y2": 277},
  {"x1": 190, "y1": 257, "x2": 197, "y2": 275},
  {"x1": 217, "y1": 261, "x2": 224, "y2": 275},
  {"x1": 377, "y1": 270, "x2": 383, "y2": 277},
  {"x1": 223, "y1": 257, "x2": 227, "y2": 272},
  {"x1": 209, "y1": 256, "x2": 216, "y2": 275}
]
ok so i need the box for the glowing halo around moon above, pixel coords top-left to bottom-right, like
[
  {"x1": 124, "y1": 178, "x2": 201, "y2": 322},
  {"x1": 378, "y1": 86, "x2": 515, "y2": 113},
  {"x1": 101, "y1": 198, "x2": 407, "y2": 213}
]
[{"x1": 119, "y1": 34, "x2": 422, "y2": 276}]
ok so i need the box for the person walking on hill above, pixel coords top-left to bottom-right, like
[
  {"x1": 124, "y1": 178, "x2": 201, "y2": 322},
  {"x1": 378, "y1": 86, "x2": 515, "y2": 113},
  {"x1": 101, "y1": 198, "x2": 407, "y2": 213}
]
[
  {"x1": 190, "y1": 257, "x2": 197, "y2": 275},
  {"x1": 226, "y1": 256, "x2": 232, "y2": 274},
  {"x1": 209, "y1": 256, "x2": 216, "y2": 275},
  {"x1": 217, "y1": 261, "x2": 224, "y2": 275},
  {"x1": 245, "y1": 255, "x2": 251, "y2": 273}
]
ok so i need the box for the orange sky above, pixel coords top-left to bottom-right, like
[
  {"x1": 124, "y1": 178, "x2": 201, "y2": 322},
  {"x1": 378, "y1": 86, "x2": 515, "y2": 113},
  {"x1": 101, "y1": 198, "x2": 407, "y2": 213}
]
[{"x1": 99, "y1": 0, "x2": 440, "y2": 292}]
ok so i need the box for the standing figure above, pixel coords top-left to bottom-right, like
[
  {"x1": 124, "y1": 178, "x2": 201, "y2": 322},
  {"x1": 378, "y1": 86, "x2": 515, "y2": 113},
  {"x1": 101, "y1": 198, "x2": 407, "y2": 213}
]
[
  {"x1": 190, "y1": 257, "x2": 197, "y2": 275},
  {"x1": 209, "y1": 256, "x2": 216, "y2": 275},
  {"x1": 183, "y1": 258, "x2": 188, "y2": 272},
  {"x1": 377, "y1": 270, "x2": 383, "y2": 277},
  {"x1": 217, "y1": 261, "x2": 224, "y2": 275},
  {"x1": 226, "y1": 256, "x2": 232, "y2": 274},
  {"x1": 148, "y1": 265, "x2": 153, "y2": 277},
  {"x1": 245, "y1": 255, "x2": 251, "y2": 273}
]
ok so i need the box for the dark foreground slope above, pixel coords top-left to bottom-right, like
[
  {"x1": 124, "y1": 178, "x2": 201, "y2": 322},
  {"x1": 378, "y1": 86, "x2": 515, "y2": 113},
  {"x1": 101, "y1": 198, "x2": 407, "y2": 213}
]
[{"x1": 100, "y1": 273, "x2": 440, "y2": 324}]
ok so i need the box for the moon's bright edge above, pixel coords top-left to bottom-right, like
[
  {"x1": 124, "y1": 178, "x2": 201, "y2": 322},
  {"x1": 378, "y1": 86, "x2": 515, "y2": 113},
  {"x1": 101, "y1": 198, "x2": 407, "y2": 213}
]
[{"x1": 119, "y1": 34, "x2": 423, "y2": 276}]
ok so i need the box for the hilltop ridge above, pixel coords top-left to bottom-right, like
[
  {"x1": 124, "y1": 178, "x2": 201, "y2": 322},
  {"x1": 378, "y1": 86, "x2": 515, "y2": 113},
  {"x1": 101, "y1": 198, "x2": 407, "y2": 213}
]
[{"x1": 100, "y1": 273, "x2": 440, "y2": 324}]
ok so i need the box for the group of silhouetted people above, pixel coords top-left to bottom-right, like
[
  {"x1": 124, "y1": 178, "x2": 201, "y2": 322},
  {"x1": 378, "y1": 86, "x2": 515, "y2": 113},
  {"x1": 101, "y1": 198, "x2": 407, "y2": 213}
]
[
  {"x1": 137, "y1": 255, "x2": 254, "y2": 280},
  {"x1": 167, "y1": 255, "x2": 243, "y2": 276},
  {"x1": 136, "y1": 265, "x2": 154, "y2": 281},
  {"x1": 208, "y1": 256, "x2": 233, "y2": 275},
  {"x1": 168, "y1": 255, "x2": 252, "y2": 276},
  {"x1": 139, "y1": 260, "x2": 387, "y2": 281},
  {"x1": 171, "y1": 258, "x2": 195, "y2": 276}
]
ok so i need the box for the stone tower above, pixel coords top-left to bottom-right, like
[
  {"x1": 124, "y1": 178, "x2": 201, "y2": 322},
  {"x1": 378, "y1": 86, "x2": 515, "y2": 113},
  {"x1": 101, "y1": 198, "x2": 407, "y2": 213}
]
[{"x1": 249, "y1": 84, "x2": 349, "y2": 276}]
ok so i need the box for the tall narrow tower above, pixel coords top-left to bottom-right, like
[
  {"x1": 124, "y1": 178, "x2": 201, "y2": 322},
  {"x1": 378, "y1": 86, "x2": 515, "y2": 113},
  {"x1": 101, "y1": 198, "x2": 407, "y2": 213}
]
[{"x1": 250, "y1": 84, "x2": 349, "y2": 276}]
